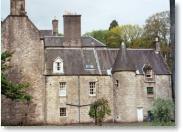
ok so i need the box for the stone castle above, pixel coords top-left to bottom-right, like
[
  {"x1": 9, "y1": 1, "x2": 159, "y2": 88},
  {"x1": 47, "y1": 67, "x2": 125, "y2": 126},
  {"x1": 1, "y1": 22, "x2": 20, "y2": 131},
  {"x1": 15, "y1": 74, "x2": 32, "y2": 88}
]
[{"x1": 1, "y1": 0, "x2": 172, "y2": 125}]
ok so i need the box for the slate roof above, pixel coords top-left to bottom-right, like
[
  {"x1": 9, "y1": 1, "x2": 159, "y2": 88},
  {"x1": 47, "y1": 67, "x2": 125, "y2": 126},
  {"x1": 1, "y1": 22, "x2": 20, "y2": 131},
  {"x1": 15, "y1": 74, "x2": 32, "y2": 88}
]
[
  {"x1": 112, "y1": 44, "x2": 170, "y2": 74},
  {"x1": 112, "y1": 43, "x2": 135, "y2": 72},
  {"x1": 40, "y1": 30, "x2": 52, "y2": 38},
  {"x1": 43, "y1": 36, "x2": 106, "y2": 47},
  {"x1": 45, "y1": 47, "x2": 170, "y2": 75},
  {"x1": 45, "y1": 48, "x2": 101, "y2": 75}
]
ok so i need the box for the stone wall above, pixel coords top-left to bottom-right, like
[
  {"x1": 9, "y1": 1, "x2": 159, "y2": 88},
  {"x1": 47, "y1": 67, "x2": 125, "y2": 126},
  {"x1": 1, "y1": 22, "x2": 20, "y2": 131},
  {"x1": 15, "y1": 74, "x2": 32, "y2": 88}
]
[
  {"x1": 112, "y1": 71, "x2": 172, "y2": 122},
  {"x1": 1, "y1": 16, "x2": 45, "y2": 125},
  {"x1": 45, "y1": 76, "x2": 113, "y2": 124},
  {"x1": 1, "y1": 95, "x2": 37, "y2": 125}
]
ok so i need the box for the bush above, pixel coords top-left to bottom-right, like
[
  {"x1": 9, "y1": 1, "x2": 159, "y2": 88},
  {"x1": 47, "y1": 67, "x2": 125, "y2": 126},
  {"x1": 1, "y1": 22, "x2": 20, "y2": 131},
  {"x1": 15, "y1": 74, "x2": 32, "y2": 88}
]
[
  {"x1": 89, "y1": 98, "x2": 111, "y2": 126},
  {"x1": 151, "y1": 98, "x2": 174, "y2": 126}
]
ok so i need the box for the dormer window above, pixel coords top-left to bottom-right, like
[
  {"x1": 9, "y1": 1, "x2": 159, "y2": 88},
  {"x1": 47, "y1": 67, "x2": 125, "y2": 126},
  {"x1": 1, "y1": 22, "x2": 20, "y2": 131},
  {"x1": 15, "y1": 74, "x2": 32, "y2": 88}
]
[
  {"x1": 53, "y1": 57, "x2": 64, "y2": 74},
  {"x1": 146, "y1": 69, "x2": 153, "y2": 78},
  {"x1": 57, "y1": 62, "x2": 61, "y2": 70},
  {"x1": 143, "y1": 64, "x2": 155, "y2": 82}
]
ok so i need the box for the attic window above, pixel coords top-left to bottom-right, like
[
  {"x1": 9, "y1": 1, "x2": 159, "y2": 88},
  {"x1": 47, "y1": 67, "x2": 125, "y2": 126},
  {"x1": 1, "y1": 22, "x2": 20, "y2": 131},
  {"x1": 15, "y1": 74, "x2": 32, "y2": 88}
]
[
  {"x1": 143, "y1": 64, "x2": 153, "y2": 79},
  {"x1": 146, "y1": 70, "x2": 153, "y2": 78},
  {"x1": 53, "y1": 57, "x2": 64, "y2": 74}
]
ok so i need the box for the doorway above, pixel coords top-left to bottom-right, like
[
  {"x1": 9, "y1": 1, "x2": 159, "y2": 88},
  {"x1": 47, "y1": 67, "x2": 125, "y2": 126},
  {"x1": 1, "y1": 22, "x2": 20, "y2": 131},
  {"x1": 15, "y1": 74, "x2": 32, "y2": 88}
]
[{"x1": 137, "y1": 107, "x2": 143, "y2": 122}]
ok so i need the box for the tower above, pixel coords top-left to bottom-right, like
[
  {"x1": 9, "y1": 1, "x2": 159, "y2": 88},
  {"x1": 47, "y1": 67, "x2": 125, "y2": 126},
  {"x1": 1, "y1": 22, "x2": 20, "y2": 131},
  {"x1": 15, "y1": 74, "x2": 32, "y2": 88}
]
[{"x1": 10, "y1": 0, "x2": 26, "y2": 16}]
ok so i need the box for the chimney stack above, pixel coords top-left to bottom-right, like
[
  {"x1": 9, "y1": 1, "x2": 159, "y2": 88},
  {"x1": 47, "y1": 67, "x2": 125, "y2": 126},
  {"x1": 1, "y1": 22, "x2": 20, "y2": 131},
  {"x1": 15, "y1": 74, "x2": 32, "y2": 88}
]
[
  {"x1": 155, "y1": 36, "x2": 160, "y2": 54},
  {"x1": 63, "y1": 13, "x2": 81, "y2": 46},
  {"x1": 52, "y1": 18, "x2": 59, "y2": 36},
  {"x1": 10, "y1": 0, "x2": 26, "y2": 16}
]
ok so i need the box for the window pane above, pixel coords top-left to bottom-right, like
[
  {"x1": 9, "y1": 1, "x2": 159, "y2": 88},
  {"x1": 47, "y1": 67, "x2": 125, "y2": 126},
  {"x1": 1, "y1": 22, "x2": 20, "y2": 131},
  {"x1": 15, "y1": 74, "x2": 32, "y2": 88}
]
[
  {"x1": 147, "y1": 87, "x2": 153, "y2": 94},
  {"x1": 59, "y1": 82, "x2": 66, "y2": 96},
  {"x1": 60, "y1": 108, "x2": 66, "y2": 116},
  {"x1": 89, "y1": 82, "x2": 96, "y2": 95}
]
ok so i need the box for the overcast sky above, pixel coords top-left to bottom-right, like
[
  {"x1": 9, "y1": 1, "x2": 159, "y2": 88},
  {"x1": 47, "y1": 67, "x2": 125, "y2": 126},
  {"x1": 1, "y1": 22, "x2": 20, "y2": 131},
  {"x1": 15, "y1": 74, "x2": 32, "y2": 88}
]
[{"x1": 1, "y1": 0, "x2": 169, "y2": 34}]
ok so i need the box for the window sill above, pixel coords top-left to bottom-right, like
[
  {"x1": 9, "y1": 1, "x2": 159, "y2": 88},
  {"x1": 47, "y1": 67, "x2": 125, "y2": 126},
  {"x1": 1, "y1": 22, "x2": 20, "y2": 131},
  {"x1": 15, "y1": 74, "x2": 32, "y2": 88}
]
[
  {"x1": 59, "y1": 96, "x2": 67, "y2": 97},
  {"x1": 147, "y1": 94, "x2": 154, "y2": 98},
  {"x1": 145, "y1": 80, "x2": 155, "y2": 83},
  {"x1": 60, "y1": 115, "x2": 67, "y2": 118},
  {"x1": 89, "y1": 94, "x2": 96, "y2": 97}
]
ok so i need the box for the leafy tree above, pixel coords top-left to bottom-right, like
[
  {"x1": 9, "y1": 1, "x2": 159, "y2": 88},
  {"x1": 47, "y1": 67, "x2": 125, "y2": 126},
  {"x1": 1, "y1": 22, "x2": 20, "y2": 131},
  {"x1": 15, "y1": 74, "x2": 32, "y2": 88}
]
[
  {"x1": 143, "y1": 11, "x2": 172, "y2": 69},
  {"x1": 1, "y1": 51, "x2": 32, "y2": 101},
  {"x1": 84, "y1": 30, "x2": 108, "y2": 44},
  {"x1": 109, "y1": 25, "x2": 143, "y2": 48},
  {"x1": 105, "y1": 30, "x2": 122, "y2": 48},
  {"x1": 151, "y1": 98, "x2": 174, "y2": 126},
  {"x1": 144, "y1": 11, "x2": 170, "y2": 45},
  {"x1": 109, "y1": 20, "x2": 119, "y2": 30},
  {"x1": 89, "y1": 98, "x2": 111, "y2": 126}
]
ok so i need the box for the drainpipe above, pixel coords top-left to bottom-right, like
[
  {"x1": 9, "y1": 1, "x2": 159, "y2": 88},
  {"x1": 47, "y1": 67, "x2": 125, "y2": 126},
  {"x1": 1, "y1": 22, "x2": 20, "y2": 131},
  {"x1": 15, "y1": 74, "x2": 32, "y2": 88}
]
[
  {"x1": 111, "y1": 73, "x2": 115, "y2": 123},
  {"x1": 77, "y1": 76, "x2": 80, "y2": 123}
]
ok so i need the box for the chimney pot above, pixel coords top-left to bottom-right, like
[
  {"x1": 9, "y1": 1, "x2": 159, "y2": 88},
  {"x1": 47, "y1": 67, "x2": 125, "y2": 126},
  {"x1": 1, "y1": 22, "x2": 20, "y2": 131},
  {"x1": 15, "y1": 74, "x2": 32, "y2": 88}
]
[
  {"x1": 155, "y1": 36, "x2": 160, "y2": 54},
  {"x1": 52, "y1": 19, "x2": 59, "y2": 36},
  {"x1": 10, "y1": 0, "x2": 26, "y2": 16}
]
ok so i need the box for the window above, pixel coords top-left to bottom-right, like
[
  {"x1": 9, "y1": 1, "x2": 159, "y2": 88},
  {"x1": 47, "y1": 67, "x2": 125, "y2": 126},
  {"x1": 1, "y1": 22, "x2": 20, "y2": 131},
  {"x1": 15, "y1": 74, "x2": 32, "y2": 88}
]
[
  {"x1": 60, "y1": 108, "x2": 66, "y2": 116},
  {"x1": 57, "y1": 62, "x2": 61, "y2": 70},
  {"x1": 145, "y1": 70, "x2": 153, "y2": 78},
  {"x1": 85, "y1": 64, "x2": 94, "y2": 69},
  {"x1": 115, "y1": 80, "x2": 119, "y2": 87},
  {"x1": 53, "y1": 57, "x2": 64, "y2": 74},
  {"x1": 59, "y1": 82, "x2": 66, "y2": 96},
  {"x1": 147, "y1": 87, "x2": 154, "y2": 95},
  {"x1": 89, "y1": 82, "x2": 96, "y2": 96}
]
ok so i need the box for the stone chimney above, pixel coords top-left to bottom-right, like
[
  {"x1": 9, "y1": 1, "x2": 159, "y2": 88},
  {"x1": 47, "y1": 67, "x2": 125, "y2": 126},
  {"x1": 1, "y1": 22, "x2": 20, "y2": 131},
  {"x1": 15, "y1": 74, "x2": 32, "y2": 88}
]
[
  {"x1": 155, "y1": 36, "x2": 160, "y2": 54},
  {"x1": 52, "y1": 18, "x2": 58, "y2": 36},
  {"x1": 10, "y1": 0, "x2": 26, "y2": 16},
  {"x1": 63, "y1": 13, "x2": 81, "y2": 46}
]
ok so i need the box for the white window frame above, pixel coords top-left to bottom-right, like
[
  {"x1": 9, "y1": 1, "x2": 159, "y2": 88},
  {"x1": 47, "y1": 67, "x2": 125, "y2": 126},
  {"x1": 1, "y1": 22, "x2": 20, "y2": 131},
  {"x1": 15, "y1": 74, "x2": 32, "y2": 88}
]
[
  {"x1": 89, "y1": 82, "x2": 96, "y2": 96},
  {"x1": 53, "y1": 57, "x2": 64, "y2": 74},
  {"x1": 60, "y1": 107, "x2": 67, "y2": 117},
  {"x1": 59, "y1": 82, "x2": 66, "y2": 97}
]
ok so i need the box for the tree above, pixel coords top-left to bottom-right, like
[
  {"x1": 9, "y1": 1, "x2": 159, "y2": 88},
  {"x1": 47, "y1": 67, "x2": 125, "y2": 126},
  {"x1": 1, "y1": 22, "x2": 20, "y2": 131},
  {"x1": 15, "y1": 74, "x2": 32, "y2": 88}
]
[
  {"x1": 143, "y1": 11, "x2": 172, "y2": 69},
  {"x1": 1, "y1": 51, "x2": 32, "y2": 101},
  {"x1": 84, "y1": 30, "x2": 108, "y2": 44},
  {"x1": 151, "y1": 98, "x2": 174, "y2": 126},
  {"x1": 109, "y1": 25, "x2": 143, "y2": 48},
  {"x1": 89, "y1": 98, "x2": 111, "y2": 126},
  {"x1": 144, "y1": 11, "x2": 170, "y2": 45},
  {"x1": 109, "y1": 20, "x2": 118, "y2": 30}
]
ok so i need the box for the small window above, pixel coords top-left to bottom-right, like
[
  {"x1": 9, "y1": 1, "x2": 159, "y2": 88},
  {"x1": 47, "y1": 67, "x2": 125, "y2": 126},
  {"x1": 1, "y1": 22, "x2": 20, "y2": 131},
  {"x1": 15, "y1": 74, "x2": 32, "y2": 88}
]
[
  {"x1": 60, "y1": 108, "x2": 66, "y2": 116},
  {"x1": 115, "y1": 80, "x2": 119, "y2": 87},
  {"x1": 146, "y1": 70, "x2": 153, "y2": 78},
  {"x1": 53, "y1": 57, "x2": 64, "y2": 74},
  {"x1": 147, "y1": 87, "x2": 154, "y2": 95},
  {"x1": 85, "y1": 64, "x2": 94, "y2": 69},
  {"x1": 89, "y1": 82, "x2": 96, "y2": 96},
  {"x1": 59, "y1": 82, "x2": 66, "y2": 96},
  {"x1": 57, "y1": 62, "x2": 61, "y2": 70}
]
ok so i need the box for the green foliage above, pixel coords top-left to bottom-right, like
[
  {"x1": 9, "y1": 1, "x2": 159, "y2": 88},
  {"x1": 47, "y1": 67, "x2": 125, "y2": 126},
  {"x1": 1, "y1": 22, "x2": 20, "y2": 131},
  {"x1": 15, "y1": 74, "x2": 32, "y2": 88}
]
[
  {"x1": 89, "y1": 98, "x2": 111, "y2": 126},
  {"x1": 151, "y1": 98, "x2": 174, "y2": 126},
  {"x1": 110, "y1": 25, "x2": 143, "y2": 48},
  {"x1": 109, "y1": 20, "x2": 119, "y2": 30},
  {"x1": 85, "y1": 30, "x2": 108, "y2": 44},
  {"x1": 1, "y1": 51, "x2": 32, "y2": 101},
  {"x1": 144, "y1": 11, "x2": 170, "y2": 45}
]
